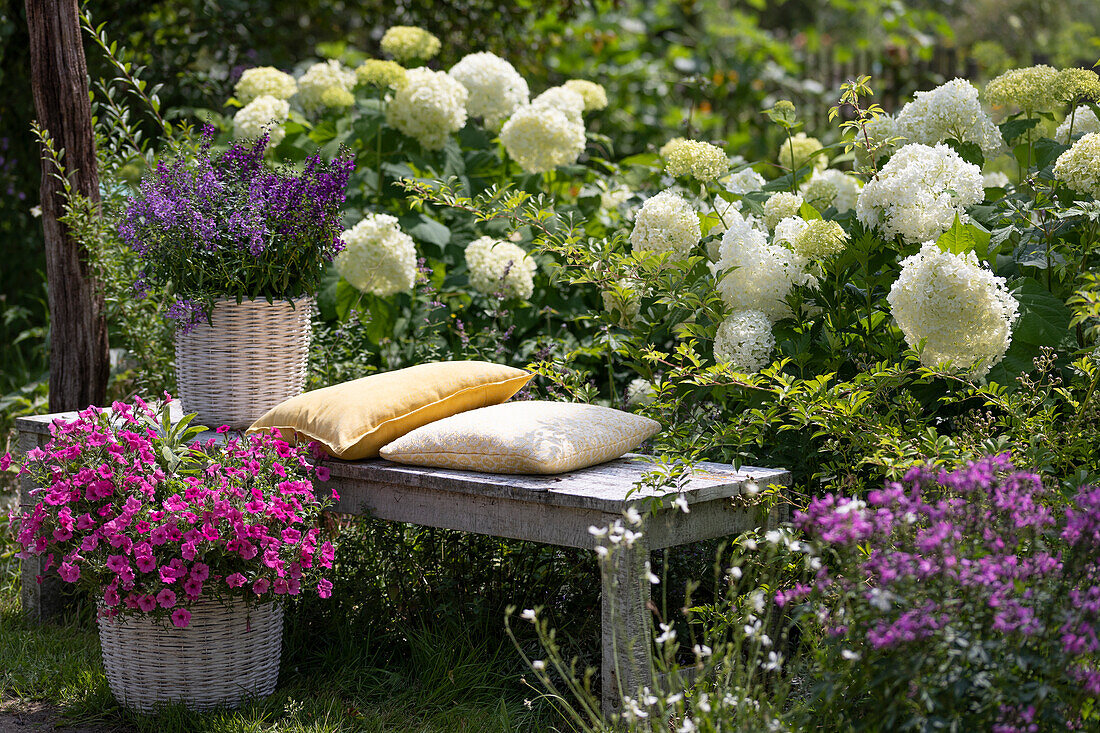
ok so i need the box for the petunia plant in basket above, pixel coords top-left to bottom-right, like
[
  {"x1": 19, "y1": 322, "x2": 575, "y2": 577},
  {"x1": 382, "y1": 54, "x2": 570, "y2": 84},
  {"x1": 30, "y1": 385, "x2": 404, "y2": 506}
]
[{"x1": 6, "y1": 396, "x2": 338, "y2": 629}]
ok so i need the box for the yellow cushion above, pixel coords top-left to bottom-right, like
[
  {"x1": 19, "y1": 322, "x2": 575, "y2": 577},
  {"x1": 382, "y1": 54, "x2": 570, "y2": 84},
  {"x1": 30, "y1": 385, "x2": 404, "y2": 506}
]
[
  {"x1": 379, "y1": 401, "x2": 661, "y2": 475},
  {"x1": 248, "y1": 361, "x2": 532, "y2": 460}
]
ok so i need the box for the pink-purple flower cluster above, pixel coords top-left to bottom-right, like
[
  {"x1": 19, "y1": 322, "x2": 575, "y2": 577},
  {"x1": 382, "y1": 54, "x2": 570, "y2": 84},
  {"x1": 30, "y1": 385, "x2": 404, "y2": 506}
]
[
  {"x1": 120, "y1": 125, "x2": 354, "y2": 329},
  {"x1": 786, "y1": 454, "x2": 1100, "y2": 729},
  {"x1": 6, "y1": 397, "x2": 338, "y2": 628}
]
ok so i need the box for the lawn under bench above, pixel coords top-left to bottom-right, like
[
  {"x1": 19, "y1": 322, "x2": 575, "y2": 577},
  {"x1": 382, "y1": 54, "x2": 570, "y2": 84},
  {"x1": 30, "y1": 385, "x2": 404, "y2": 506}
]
[{"x1": 15, "y1": 410, "x2": 788, "y2": 716}]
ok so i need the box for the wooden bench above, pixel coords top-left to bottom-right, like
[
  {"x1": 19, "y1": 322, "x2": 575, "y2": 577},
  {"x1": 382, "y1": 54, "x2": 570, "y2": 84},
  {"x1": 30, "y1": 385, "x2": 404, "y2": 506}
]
[{"x1": 15, "y1": 411, "x2": 788, "y2": 715}]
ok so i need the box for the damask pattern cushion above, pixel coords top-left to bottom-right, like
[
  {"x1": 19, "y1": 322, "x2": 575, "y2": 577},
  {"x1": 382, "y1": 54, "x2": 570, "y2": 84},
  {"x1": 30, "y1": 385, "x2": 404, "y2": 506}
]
[
  {"x1": 379, "y1": 401, "x2": 661, "y2": 474},
  {"x1": 248, "y1": 361, "x2": 532, "y2": 460}
]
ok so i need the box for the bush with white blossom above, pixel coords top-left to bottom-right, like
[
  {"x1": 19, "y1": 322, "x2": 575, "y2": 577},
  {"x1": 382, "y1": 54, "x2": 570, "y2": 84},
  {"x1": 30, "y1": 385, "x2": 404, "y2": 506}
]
[
  {"x1": 713, "y1": 215, "x2": 807, "y2": 321},
  {"x1": 764, "y1": 192, "x2": 803, "y2": 231},
  {"x1": 234, "y1": 66, "x2": 297, "y2": 104},
  {"x1": 499, "y1": 104, "x2": 586, "y2": 173},
  {"x1": 1054, "y1": 133, "x2": 1100, "y2": 198},
  {"x1": 714, "y1": 309, "x2": 775, "y2": 372},
  {"x1": 893, "y1": 78, "x2": 1003, "y2": 154},
  {"x1": 232, "y1": 95, "x2": 290, "y2": 145},
  {"x1": 297, "y1": 60, "x2": 357, "y2": 112}
]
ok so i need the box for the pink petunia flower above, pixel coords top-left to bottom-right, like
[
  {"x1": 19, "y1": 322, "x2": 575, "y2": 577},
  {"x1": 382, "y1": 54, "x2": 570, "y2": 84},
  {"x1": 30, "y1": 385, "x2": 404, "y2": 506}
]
[
  {"x1": 136, "y1": 594, "x2": 157, "y2": 612},
  {"x1": 252, "y1": 578, "x2": 271, "y2": 595},
  {"x1": 106, "y1": 555, "x2": 129, "y2": 574},
  {"x1": 317, "y1": 578, "x2": 333, "y2": 599},
  {"x1": 190, "y1": 562, "x2": 210, "y2": 582},
  {"x1": 225, "y1": 573, "x2": 247, "y2": 588},
  {"x1": 171, "y1": 608, "x2": 191, "y2": 628},
  {"x1": 103, "y1": 585, "x2": 120, "y2": 606},
  {"x1": 183, "y1": 578, "x2": 204, "y2": 598},
  {"x1": 135, "y1": 555, "x2": 157, "y2": 573},
  {"x1": 156, "y1": 588, "x2": 177, "y2": 608},
  {"x1": 58, "y1": 561, "x2": 80, "y2": 583}
]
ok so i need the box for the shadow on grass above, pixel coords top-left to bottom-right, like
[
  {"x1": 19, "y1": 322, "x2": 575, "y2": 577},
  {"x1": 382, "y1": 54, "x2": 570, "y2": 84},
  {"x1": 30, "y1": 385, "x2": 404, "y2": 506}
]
[{"x1": 0, "y1": 589, "x2": 560, "y2": 732}]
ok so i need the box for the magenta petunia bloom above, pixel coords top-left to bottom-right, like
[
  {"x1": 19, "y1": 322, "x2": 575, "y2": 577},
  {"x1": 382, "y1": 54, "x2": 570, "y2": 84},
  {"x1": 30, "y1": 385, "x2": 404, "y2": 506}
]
[
  {"x1": 58, "y1": 561, "x2": 80, "y2": 583},
  {"x1": 156, "y1": 588, "x2": 177, "y2": 608},
  {"x1": 190, "y1": 562, "x2": 210, "y2": 582},
  {"x1": 103, "y1": 585, "x2": 120, "y2": 606},
  {"x1": 171, "y1": 608, "x2": 191, "y2": 628},
  {"x1": 136, "y1": 594, "x2": 157, "y2": 612},
  {"x1": 317, "y1": 578, "x2": 333, "y2": 599},
  {"x1": 253, "y1": 578, "x2": 271, "y2": 595},
  {"x1": 106, "y1": 555, "x2": 129, "y2": 574},
  {"x1": 226, "y1": 573, "x2": 247, "y2": 588}
]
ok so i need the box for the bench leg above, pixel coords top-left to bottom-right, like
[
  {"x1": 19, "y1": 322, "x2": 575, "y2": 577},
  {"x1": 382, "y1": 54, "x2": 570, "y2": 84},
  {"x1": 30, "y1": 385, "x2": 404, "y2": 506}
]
[
  {"x1": 600, "y1": 534, "x2": 652, "y2": 718},
  {"x1": 17, "y1": 429, "x2": 64, "y2": 623}
]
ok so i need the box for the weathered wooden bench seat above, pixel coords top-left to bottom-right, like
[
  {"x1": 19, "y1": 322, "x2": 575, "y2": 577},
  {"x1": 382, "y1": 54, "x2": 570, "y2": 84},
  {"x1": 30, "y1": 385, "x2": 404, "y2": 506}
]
[{"x1": 15, "y1": 411, "x2": 788, "y2": 714}]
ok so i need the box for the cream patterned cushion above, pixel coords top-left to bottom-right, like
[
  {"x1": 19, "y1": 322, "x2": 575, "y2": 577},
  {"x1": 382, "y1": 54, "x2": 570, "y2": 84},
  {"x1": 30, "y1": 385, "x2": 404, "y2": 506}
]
[{"x1": 379, "y1": 401, "x2": 661, "y2": 475}]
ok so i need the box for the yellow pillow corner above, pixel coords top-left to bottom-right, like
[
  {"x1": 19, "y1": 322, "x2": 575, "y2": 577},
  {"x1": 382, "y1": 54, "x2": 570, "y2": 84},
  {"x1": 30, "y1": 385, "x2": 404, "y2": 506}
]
[{"x1": 248, "y1": 361, "x2": 533, "y2": 459}]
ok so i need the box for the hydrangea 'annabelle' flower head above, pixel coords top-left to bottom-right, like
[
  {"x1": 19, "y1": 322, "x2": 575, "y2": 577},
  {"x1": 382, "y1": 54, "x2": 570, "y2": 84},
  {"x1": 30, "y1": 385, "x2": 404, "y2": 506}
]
[
  {"x1": 856, "y1": 143, "x2": 983, "y2": 244},
  {"x1": 356, "y1": 59, "x2": 407, "y2": 90},
  {"x1": 233, "y1": 95, "x2": 290, "y2": 146},
  {"x1": 984, "y1": 65, "x2": 1059, "y2": 114},
  {"x1": 800, "y1": 169, "x2": 862, "y2": 213},
  {"x1": 763, "y1": 192, "x2": 803, "y2": 231},
  {"x1": 887, "y1": 241, "x2": 1019, "y2": 376},
  {"x1": 234, "y1": 67, "x2": 297, "y2": 104},
  {"x1": 380, "y1": 26, "x2": 440, "y2": 64},
  {"x1": 1054, "y1": 132, "x2": 1100, "y2": 198},
  {"x1": 1056, "y1": 105, "x2": 1100, "y2": 143},
  {"x1": 465, "y1": 236, "x2": 537, "y2": 300},
  {"x1": 629, "y1": 189, "x2": 701, "y2": 256},
  {"x1": 712, "y1": 216, "x2": 807, "y2": 321},
  {"x1": 531, "y1": 86, "x2": 586, "y2": 125},
  {"x1": 660, "y1": 138, "x2": 730, "y2": 182},
  {"x1": 386, "y1": 68, "x2": 468, "y2": 150},
  {"x1": 449, "y1": 52, "x2": 529, "y2": 129},
  {"x1": 499, "y1": 104, "x2": 586, "y2": 173},
  {"x1": 778, "y1": 132, "x2": 826, "y2": 172},
  {"x1": 297, "y1": 60, "x2": 356, "y2": 112},
  {"x1": 563, "y1": 79, "x2": 608, "y2": 112},
  {"x1": 894, "y1": 79, "x2": 1004, "y2": 154},
  {"x1": 714, "y1": 310, "x2": 775, "y2": 372},
  {"x1": 336, "y1": 214, "x2": 417, "y2": 296}
]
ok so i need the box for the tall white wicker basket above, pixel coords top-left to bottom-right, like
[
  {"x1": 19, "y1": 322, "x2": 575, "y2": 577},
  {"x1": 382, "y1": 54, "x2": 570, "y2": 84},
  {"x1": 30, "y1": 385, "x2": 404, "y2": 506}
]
[
  {"x1": 175, "y1": 297, "x2": 313, "y2": 430},
  {"x1": 98, "y1": 599, "x2": 283, "y2": 712}
]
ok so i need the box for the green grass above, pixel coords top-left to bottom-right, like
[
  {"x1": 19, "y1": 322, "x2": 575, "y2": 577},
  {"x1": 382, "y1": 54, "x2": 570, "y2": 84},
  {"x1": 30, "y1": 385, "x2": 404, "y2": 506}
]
[{"x1": 0, "y1": 578, "x2": 559, "y2": 732}]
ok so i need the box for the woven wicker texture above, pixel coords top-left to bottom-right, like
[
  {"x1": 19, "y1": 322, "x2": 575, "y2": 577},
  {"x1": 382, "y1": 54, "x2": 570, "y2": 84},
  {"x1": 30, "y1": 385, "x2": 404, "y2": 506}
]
[
  {"x1": 176, "y1": 297, "x2": 313, "y2": 430},
  {"x1": 98, "y1": 599, "x2": 284, "y2": 712}
]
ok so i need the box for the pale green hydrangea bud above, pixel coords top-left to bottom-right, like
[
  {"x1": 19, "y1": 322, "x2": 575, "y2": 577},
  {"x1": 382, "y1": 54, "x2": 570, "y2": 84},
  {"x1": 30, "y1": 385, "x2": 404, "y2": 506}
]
[
  {"x1": 380, "y1": 26, "x2": 441, "y2": 64},
  {"x1": 763, "y1": 192, "x2": 803, "y2": 231}
]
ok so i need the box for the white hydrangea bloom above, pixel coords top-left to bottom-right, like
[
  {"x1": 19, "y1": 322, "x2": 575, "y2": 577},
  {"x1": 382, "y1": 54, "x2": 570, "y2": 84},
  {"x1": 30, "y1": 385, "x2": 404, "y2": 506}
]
[
  {"x1": 856, "y1": 143, "x2": 984, "y2": 244},
  {"x1": 297, "y1": 60, "x2": 356, "y2": 112},
  {"x1": 887, "y1": 241, "x2": 1019, "y2": 377},
  {"x1": 232, "y1": 95, "x2": 290, "y2": 146},
  {"x1": 499, "y1": 105, "x2": 586, "y2": 173},
  {"x1": 625, "y1": 378, "x2": 656, "y2": 407},
  {"x1": 448, "y1": 52, "x2": 529, "y2": 129},
  {"x1": 763, "y1": 192, "x2": 803, "y2": 231},
  {"x1": 465, "y1": 236, "x2": 537, "y2": 300},
  {"x1": 771, "y1": 216, "x2": 807, "y2": 249},
  {"x1": 894, "y1": 79, "x2": 1004, "y2": 155},
  {"x1": 714, "y1": 310, "x2": 775, "y2": 372},
  {"x1": 707, "y1": 196, "x2": 747, "y2": 236},
  {"x1": 629, "y1": 189, "x2": 701, "y2": 256},
  {"x1": 712, "y1": 217, "x2": 807, "y2": 321},
  {"x1": 724, "y1": 165, "x2": 766, "y2": 196},
  {"x1": 386, "y1": 67, "x2": 469, "y2": 150},
  {"x1": 983, "y1": 171, "x2": 1010, "y2": 188},
  {"x1": 1056, "y1": 105, "x2": 1100, "y2": 143},
  {"x1": 1053, "y1": 133, "x2": 1100, "y2": 198},
  {"x1": 531, "y1": 86, "x2": 586, "y2": 124},
  {"x1": 380, "y1": 26, "x2": 441, "y2": 64},
  {"x1": 336, "y1": 214, "x2": 417, "y2": 297},
  {"x1": 793, "y1": 219, "x2": 848, "y2": 260},
  {"x1": 563, "y1": 79, "x2": 608, "y2": 111},
  {"x1": 234, "y1": 67, "x2": 297, "y2": 104},
  {"x1": 800, "y1": 169, "x2": 862, "y2": 213},
  {"x1": 778, "y1": 132, "x2": 826, "y2": 172}
]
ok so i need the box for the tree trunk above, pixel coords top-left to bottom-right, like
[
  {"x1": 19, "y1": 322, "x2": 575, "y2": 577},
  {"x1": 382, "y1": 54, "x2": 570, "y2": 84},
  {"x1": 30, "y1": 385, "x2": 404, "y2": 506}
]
[{"x1": 25, "y1": 0, "x2": 109, "y2": 412}]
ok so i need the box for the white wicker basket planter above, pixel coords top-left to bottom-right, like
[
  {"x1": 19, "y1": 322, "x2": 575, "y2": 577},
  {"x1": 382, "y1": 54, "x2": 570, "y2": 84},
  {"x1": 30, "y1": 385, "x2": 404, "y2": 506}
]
[
  {"x1": 175, "y1": 297, "x2": 313, "y2": 430},
  {"x1": 97, "y1": 599, "x2": 283, "y2": 712}
]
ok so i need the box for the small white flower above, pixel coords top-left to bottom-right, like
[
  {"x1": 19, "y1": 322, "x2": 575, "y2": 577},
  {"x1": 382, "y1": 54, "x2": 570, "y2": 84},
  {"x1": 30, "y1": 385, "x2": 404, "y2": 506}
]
[
  {"x1": 645, "y1": 561, "x2": 660, "y2": 585},
  {"x1": 589, "y1": 525, "x2": 609, "y2": 537},
  {"x1": 625, "y1": 506, "x2": 643, "y2": 526},
  {"x1": 693, "y1": 644, "x2": 713, "y2": 657},
  {"x1": 841, "y1": 649, "x2": 861, "y2": 660},
  {"x1": 520, "y1": 608, "x2": 537, "y2": 621},
  {"x1": 532, "y1": 659, "x2": 547, "y2": 671},
  {"x1": 656, "y1": 623, "x2": 677, "y2": 644},
  {"x1": 762, "y1": 651, "x2": 783, "y2": 671},
  {"x1": 727, "y1": 566, "x2": 743, "y2": 580},
  {"x1": 595, "y1": 545, "x2": 609, "y2": 558},
  {"x1": 673, "y1": 495, "x2": 690, "y2": 514}
]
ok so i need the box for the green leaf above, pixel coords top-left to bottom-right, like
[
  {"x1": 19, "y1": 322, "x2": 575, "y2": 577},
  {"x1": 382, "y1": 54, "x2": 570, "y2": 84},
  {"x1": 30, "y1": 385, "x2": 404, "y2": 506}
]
[
  {"x1": 999, "y1": 117, "x2": 1040, "y2": 143},
  {"x1": 402, "y1": 213, "x2": 451, "y2": 249},
  {"x1": 935, "y1": 215, "x2": 974, "y2": 255},
  {"x1": 1011, "y1": 278, "x2": 1073, "y2": 347},
  {"x1": 308, "y1": 119, "x2": 338, "y2": 145},
  {"x1": 1034, "y1": 138, "x2": 1069, "y2": 169},
  {"x1": 945, "y1": 139, "x2": 984, "y2": 168},
  {"x1": 799, "y1": 201, "x2": 822, "y2": 220},
  {"x1": 619, "y1": 153, "x2": 661, "y2": 168},
  {"x1": 333, "y1": 278, "x2": 364, "y2": 321}
]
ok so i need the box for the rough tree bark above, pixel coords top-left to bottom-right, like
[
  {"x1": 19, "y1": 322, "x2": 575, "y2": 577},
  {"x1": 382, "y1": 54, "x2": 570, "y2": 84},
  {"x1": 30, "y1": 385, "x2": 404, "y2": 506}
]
[{"x1": 26, "y1": 0, "x2": 109, "y2": 412}]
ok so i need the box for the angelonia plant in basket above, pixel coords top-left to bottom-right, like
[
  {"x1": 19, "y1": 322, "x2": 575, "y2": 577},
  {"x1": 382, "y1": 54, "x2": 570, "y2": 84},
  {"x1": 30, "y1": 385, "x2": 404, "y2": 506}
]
[
  {"x1": 120, "y1": 126, "x2": 355, "y2": 428},
  {"x1": 5, "y1": 396, "x2": 338, "y2": 628}
]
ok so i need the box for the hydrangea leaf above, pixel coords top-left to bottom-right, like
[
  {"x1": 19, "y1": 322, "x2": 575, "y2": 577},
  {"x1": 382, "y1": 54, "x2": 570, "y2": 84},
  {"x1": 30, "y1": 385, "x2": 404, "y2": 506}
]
[
  {"x1": 799, "y1": 201, "x2": 823, "y2": 220},
  {"x1": 998, "y1": 117, "x2": 1040, "y2": 144},
  {"x1": 945, "y1": 139, "x2": 984, "y2": 168},
  {"x1": 1010, "y1": 277, "x2": 1073, "y2": 347}
]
